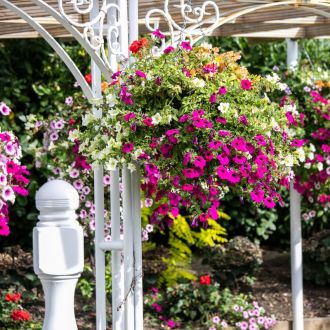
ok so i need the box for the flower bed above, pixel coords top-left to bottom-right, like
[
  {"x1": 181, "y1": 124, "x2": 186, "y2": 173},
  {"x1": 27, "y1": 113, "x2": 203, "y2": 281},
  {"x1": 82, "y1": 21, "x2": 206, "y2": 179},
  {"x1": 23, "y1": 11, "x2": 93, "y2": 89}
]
[{"x1": 0, "y1": 102, "x2": 29, "y2": 236}]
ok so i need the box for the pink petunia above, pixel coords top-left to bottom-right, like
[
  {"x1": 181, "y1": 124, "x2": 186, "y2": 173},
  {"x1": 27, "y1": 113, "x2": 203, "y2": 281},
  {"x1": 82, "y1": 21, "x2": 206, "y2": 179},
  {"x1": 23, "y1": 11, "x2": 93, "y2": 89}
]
[
  {"x1": 250, "y1": 189, "x2": 264, "y2": 203},
  {"x1": 135, "y1": 70, "x2": 147, "y2": 79},
  {"x1": 241, "y1": 79, "x2": 252, "y2": 90},
  {"x1": 264, "y1": 196, "x2": 276, "y2": 208},
  {"x1": 218, "y1": 86, "x2": 227, "y2": 95},
  {"x1": 122, "y1": 143, "x2": 134, "y2": 153},
  {"x1": 180, "y1": 41, "x2": 192, "y2": 51},
  {"x1": 152, "y1": 29, "x2": 165, "y2": 39},
  {"x1": 164, "y1": 46, "x2": 175, "y2": 54},
  {"x1": 209, "y1": 93, "x2": 217, "y2": 104}
]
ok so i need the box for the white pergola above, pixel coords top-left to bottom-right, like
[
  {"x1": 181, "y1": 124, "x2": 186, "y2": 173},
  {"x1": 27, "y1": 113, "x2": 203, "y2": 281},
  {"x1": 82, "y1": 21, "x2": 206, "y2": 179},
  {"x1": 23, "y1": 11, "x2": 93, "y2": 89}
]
[{"x1": 1, "y1": 1, "x2": 328, "y2": 330}]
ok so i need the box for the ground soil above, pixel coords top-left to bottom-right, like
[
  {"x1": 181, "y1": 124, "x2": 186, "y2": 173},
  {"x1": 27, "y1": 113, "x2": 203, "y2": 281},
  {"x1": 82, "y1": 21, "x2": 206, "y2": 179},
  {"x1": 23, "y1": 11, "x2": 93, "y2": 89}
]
[
  {"x1": 249, "y1": 249, "x2": 330, "y2": 321},
  {"x1": 1, "y1": 247, "x2": 329, "y2": 329}
]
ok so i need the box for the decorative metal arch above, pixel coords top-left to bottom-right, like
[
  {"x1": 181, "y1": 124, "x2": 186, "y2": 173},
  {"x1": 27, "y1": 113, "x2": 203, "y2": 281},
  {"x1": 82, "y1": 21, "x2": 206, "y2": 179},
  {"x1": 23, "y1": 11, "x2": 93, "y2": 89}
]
[{"x1": 145, "y1": 0, "x2": 330, "y2": 45}]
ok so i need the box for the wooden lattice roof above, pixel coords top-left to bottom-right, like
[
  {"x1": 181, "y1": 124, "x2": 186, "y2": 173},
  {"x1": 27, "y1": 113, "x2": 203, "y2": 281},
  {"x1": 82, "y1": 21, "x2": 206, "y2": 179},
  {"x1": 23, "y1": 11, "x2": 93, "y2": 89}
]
[{"x1": 0, "y1": 1, "x2": 330, "y2": 39}]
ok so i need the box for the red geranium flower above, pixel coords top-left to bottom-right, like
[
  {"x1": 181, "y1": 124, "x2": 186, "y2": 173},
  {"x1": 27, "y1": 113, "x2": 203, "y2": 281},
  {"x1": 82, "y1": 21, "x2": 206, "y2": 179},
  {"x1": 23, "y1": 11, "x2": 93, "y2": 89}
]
[
  {"x1": 11, "y1": 309, "x2": 30, "y2": 321},
  {"x1": 84, "y1": 73, "x2": 92, "y2": 84},
  {"x1": 129, "y1": 38, "x2": 148, "y2": 54},
  {"x1": 5, "y1": 292, "x2": 21, "y2": 303},
  {"x1": 199, "y1": 274, "x2": 212, "y2": 285}
]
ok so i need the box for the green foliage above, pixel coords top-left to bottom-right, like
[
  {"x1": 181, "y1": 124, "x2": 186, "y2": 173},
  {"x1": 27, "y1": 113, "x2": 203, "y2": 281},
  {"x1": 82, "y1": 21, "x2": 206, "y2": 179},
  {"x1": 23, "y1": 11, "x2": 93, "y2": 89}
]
[
  {"x1": 0, "y1": 39, "x2": 89, "y2": 249},
  {"x1": 159, "y1": 214, "x2": 228, "y2": 287},
  {"x1": 144, "y1": 282, "x2": 275, "y2": 329},
  {"x1": 0, "y1": 290, "x2": 42, "y2": 329},
  {"x1": 203, "y1": 236, "x2": 263, "y2": 288},
  {"x1": 303, "y1": 230, "x2": 330, "y2": 286},
  {"x1": 77, "y1": 254, "x2": 112, "y2": 301}
]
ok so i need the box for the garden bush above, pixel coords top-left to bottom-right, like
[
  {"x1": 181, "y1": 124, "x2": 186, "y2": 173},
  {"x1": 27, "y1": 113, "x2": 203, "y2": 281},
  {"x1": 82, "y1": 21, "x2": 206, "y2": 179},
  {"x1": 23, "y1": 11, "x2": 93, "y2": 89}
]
[
  {"x1": 203, "y1": 236, "x2": 263, "y2": 287},
  {"x1": 303, "y1": 230, "x2": 330, "y2": 286}
]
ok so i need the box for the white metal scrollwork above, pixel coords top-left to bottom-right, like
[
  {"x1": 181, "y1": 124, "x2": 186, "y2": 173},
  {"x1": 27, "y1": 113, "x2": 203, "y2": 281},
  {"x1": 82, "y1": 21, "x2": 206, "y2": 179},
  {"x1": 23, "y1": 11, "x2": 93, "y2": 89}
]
[
  {"x1": 58, "y1": 0, "x2": 124, "y2": 70},
  {"x1": 145, "y1": 0, "x2": 220, "y2": 46}
]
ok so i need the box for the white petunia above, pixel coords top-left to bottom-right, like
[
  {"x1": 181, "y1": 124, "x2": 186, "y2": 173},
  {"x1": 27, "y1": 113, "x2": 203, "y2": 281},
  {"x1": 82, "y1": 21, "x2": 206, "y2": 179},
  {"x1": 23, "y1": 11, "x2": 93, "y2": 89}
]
[{"x1": 217, "y1": 103, "x2": 230, "y2": 113}]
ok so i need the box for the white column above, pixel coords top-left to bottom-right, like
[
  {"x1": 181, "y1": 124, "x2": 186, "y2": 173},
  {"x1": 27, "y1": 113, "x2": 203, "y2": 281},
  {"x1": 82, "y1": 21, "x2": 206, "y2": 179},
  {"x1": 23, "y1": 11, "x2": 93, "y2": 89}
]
[
  {"x1": 122, "y1": 166, "x2": 134, "y2": 330},
  {"x1": 131, "y1": 167, "x2": 143, "y2": 329},
  {"x1": 33, "y1": 180, "x2": 83, "y2": 330},
  {"x1": 111, "y1": 169, "x2": 124, "y2": 330},
  {"x1": 287, "y1": 38, "x2": 304, "y2": 330},
  {"x1": 90, "y1": 3, "x2": 107, "y2": 329}
]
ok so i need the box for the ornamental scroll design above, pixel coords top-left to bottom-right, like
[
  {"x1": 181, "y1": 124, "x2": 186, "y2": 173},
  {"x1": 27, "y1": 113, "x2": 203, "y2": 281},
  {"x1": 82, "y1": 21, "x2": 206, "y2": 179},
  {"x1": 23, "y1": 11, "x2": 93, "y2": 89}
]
[
  {"x1": 58, "y1": 0, "x2": 123, "y2": 72},
  {"x1": 145, "y1": 0, "x2": 220, "y2": 46}
]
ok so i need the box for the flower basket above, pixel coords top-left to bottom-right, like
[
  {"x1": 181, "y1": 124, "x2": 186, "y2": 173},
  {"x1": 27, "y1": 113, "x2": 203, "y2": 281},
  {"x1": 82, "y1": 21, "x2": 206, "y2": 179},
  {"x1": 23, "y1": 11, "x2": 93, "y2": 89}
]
[{"x1": 75, "y1": 37, "x2": 299, "y2": 227}]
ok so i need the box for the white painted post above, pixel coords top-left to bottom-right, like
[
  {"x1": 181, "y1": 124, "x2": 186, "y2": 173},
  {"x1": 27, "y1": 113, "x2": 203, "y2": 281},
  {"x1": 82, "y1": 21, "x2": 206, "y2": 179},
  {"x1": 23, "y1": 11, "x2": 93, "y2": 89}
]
[
  {"x1": 122, "y1": 166, "x2": 135, "y2": 330},
  {"x1": 89, "y1": 3, "x2": 108, "y2": 330},
  {"x1": 287, "y1": 38, "x2": 304, "y2": 330},
  {"x1": 33, "y1": 180, "x2": 83, "y2": 330},
  {"x1": 110, "y1": 168, "x2": 124, "y2": 330},
  {"x1": 131, "y1": 167, "x2": 143, "y2": 329}
]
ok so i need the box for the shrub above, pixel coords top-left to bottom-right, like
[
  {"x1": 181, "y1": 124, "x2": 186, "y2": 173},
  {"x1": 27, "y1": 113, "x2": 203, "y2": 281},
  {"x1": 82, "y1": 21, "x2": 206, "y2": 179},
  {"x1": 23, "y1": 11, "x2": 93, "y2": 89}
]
[
  {"x1": 303, "y1": 230, "x2": 330, "y2": 286},
  {"x1": 203, "y1": 236, "x2": 263, "y2": 287}
]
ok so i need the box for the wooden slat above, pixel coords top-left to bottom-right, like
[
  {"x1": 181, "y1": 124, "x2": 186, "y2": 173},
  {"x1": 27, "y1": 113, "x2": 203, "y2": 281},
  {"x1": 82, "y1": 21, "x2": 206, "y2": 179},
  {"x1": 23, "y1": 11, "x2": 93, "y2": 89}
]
[{"x1": 0, "y1": 0, "x2": 329, "y2": 39}]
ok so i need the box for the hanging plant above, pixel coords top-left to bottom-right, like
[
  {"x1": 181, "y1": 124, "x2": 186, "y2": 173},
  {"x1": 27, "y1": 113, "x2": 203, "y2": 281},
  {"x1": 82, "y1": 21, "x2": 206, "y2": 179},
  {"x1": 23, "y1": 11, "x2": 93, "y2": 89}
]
[
  {"x1": 0, "y1": 102, "x2": 29, "y2": 236},
  {"x1": 74, "y1": 36, "x2": 300, "y2": 227},
  {"x1": 285, "y1": 71, "x2": 330, "y2": 221}
]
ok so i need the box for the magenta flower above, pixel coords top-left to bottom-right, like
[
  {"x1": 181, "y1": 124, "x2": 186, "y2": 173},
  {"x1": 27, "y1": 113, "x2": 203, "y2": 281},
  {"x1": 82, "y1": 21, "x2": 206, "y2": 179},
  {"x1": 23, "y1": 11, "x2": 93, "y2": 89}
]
[
  {"x1": 254, "y1": 134, "x2": 266, "y2": 146},
  {"x1": 194, "y1": 156, "x2": 206, "y2": 169},
  {"x1": 155, "y1": 76, "x2": 162, "y2": 86},
  {"x1": 290, "y1": 139, "x2": 306, "y2": 147},
  {"x1": 180, "y1": 41, "x2": 192, "y2": 51},
  {"x1": 122, "y1": 142, "x2": 134, "y2": 153},
  {"x1": 167, "y1": 319, "x2": 176, "y2": 328},
  {"x1": 218, "y1": 86, "x2": 227, "y2": 95},
  {"x1": 123, "y1": 113, "x2": 136, "y2": 122},
  {"x1": 216, "y1": 117, "x2": 227, "y2": 125},
  {"x1": 152, "y1": 29, "x2": 165, "y2": 39},
  {"x1": 182, "y1": 68, "x2": 191, "y2": 77},
  {"x1": 231, "y1": 137, "x2": 247, "y2": 152},
  {"x1": 250, "y1": 189, "x2": 264, "y2": 203},
  {"x1": 143, "y1": 117, "x2": 154, "y2": 127},
  {"x1": 183, "y1": 168, "x2": 198, "y2": 179},
  {"x1": 209, "y1": 93, "x2": 217, "y2": 104},
  {"x1": 217, "y1": 153, "x2": 229, "y2": 166},
  {"x1": 203, "y1": 63, "x2": 218, "y2": 74},
  {"x1": 182, "y1": 183, "x2": 193, "y2": 192},
  {"x1": 157, "y1": 203, "x2": 169, "y2": 215},
  {"x1": 164, "y1": 46, "x2": 175, "y2": 54},
  {"x1": 0, "y1": 220, "x2": 9, "y2": 236},
  {"x1": 208, "y1": 206, "x2": 219, "y2": 220},
  {"x1": 119, "y1": 86, "x2": 133, "y2": 105},
  {"x1": 166, "y1": 129, "x2": 180, "y2": 136},
  {"x1": 264, "y1": 196, "x2": 275, "y2": 208},
  {"x1": 217, "y1": 165, "x2": 229, "y2": 180},
  {"x1": 285, "y1": 111, "x2": 297, "y2": 126},
  {"x1": 135, "y1": 70, "x2": 147, "y2": 79},
  {"x1": 241, "y1": 79, "x2": 252, "y2": 90}
]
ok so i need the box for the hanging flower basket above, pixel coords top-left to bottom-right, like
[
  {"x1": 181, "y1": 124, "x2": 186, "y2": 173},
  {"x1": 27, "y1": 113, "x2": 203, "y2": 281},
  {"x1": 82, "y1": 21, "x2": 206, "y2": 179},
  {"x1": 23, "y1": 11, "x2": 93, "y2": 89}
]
[
  {"x1": 75, "y1": 37, "x2": 299, "y2": 227},
  {"x1": 0, "y1": 102, "x2": 29, "y2": 236}
]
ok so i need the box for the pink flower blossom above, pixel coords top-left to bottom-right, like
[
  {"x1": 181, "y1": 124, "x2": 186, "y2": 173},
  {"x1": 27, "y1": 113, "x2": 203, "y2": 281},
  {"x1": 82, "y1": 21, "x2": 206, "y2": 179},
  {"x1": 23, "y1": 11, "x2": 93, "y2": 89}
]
[
  {"x1": 164, "y1": 46, "x2": 175, "y2": 54},
  {"x1": 250, "y1": 189, "x2": 264, "y2": 203},
  {"x1": 122, "y1": 143, "x2": 134, "y2": 153},
  {"x1": 180, "y1": 41, "x2": 192, "y2": 51},
  {"x1": 264, "y1": 196, "x2": 276, "y2": 208},
  {"x1": 218, "y1": 86, "x2": 227, "y2": 95},
  {"x1": 209, "y1": 93, "x2": 217, "y2": 104},
  {"x1": 135, "y1": 70, "x2": 147, "y2": 79},
  {"x1": 241, "y1": 79, "x2": 252, "y2": 90},
  {"x1": 152, "y1": 29, "x2": 165, "y2": 39}
]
